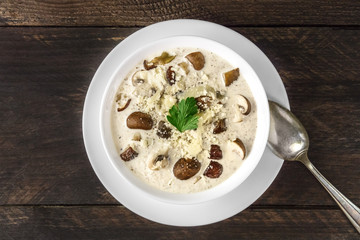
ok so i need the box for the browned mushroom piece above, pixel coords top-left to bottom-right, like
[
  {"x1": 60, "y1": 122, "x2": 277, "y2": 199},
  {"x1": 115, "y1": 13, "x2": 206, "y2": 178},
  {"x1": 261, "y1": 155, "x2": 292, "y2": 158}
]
[
  {"x1": 185, "y1": 51, "x2": 205, "y2": 70},
  {"x1": 156, "y1": 121, "x2": 172, "y2": 139},
  {"x1": 223, "y1": 68, "x2": 240, "y2": 86},
  {"x1": 173, "y1": 158, "x2": 201, "y2": 180},
  {"x1": 209, "y1": 144, "x2": 223, "y2": 160},
  {"x1": 117, "y1": 99, "x2": 131, "y2": 112},
  {"x1": 213, "y1": 118, "x2": 227, "y2": 134},
  {"x1": 120, "y1": 147, "x2": 138, "y2": 161},
  {"x1": 232, "y1": 138, "x2": 246, "y2": 160},
  {"x1": 203, "y1": 161, "x2": 223, "y2": 178},
  {"x1": 143, "y1": 60, "x2": 156, "y2": 70},
  {"x1": 195, "y1": 95, "x2": 213, "y2": 111},
  {"x1": 126, "y1": 112, "x2": 153, "y2": 130},
  {"x1": 116, "y1": 93, "x2": 132, "y2": 112},
  {"x1": 166, "y1": 66, "x2": 176, "y2": 85}
]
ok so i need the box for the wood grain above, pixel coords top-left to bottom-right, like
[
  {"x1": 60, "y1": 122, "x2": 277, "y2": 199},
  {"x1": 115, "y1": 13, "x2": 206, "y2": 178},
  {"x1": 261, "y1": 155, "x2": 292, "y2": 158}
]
[
  {"x1": 0, "y1": 0, "x2": 359, "y2": 27},
  {"x1": 0, "y1": 27, "x2": 359, "y2": 206},
  {"x1": 0, "y1": 206, "x2": 358, "y2": 239}
]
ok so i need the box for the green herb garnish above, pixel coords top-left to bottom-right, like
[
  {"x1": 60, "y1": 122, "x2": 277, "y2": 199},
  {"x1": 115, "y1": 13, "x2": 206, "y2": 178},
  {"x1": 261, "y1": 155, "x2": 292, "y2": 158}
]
[{"x1": 166, "y1": 97, "x2": 199, "y2": 132}]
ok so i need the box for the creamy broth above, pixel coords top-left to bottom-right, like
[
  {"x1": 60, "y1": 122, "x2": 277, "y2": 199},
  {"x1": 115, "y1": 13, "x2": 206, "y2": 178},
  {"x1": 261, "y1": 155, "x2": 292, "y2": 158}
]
[{"x1": 112, "y1": 48, "x2": 257, "y2": 193}]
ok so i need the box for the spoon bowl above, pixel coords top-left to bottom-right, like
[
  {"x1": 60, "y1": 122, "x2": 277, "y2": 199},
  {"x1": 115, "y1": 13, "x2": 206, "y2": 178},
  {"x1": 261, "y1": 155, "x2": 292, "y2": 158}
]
[{"x1": 268, "y1": 101, "x2": 309, "y2": 161}]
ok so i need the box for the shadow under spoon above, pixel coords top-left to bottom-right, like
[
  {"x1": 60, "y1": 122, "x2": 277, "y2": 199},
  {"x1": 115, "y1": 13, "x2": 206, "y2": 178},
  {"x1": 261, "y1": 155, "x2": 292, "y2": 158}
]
[{"x1": 267, "y1": 100, "x2": 360, "y2": 233}]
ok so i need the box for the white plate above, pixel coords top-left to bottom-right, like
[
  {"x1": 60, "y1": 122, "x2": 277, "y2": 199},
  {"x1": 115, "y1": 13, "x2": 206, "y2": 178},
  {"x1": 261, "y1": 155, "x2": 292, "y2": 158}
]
[{"x1": 83, "y1": 19, "x2": 289, "y2": 226}]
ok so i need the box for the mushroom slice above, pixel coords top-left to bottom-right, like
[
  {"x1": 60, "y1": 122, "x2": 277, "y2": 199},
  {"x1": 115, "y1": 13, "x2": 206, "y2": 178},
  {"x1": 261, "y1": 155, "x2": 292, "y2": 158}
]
[
  {"x1": 120, "y1": 147, "x2": 138, "y2": 161},
  {"x1": 223, "y1": 68, "x2": 239, "y2": 86},
  {"x1": 195, "y1": 95, "x2": 212, "y2": 111},
  {"x1": 117, "y1": 99, "x2": 131, "y2": 112},
  {"x1": 173, "y1": 158, "x2": 201, "y2": 180},
  {"x1": 132, "y1": 70, "x2": 148, "y2": 86},
  {"x1": 143, "y1": 60, "x2": 156, "y2": 70},
  {"x1": 156, "y1": 121, "x2": 172, "y2": 139},
  {"x1": 203, "y1": 161, "x2": 223, "y2": 178},
  {"x1": 149, "y1": 154, "x2": 169, "y2": 171},
  {"x1": 209, "y1": 144, "x2": 223, "y2": 160},
  {"x1": 126, "y1": 112, "x2": 153, "y2": 130},
  {"x1": 186, "y1": 52, "x2": 205, "y2": 70},
  {"x1": 213, "y1": 118, "x2": 227, "y2": 134},
  {"x1": 166, "y1": 66, "x2": 176, "y2": 85},
  {"x1": 116, "y1": 94, "x2": 131, "y2": 112},
  {"x1": 231, "y1": 138, "x2": 246, "y2": 160},
  {"x1": 232, "y1": 95, "x2": 251, "y2": 122}
]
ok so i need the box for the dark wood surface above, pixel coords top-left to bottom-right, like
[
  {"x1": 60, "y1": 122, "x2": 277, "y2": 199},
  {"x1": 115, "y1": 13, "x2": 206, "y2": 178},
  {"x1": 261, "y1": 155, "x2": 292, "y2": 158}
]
[
  {"x1": 1, "y1": 0, "x2": 359, "y2": 26},
  {"x1": 0, "y1": 1, "x2": 359, "y2": 239}
]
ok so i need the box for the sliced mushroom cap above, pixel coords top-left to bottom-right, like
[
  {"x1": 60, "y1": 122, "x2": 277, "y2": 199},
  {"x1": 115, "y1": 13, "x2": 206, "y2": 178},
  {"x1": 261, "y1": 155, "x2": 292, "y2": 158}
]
[
  {"x1": 213, "y1": 118, "x2": 227, "y2": 134},
  {"x1": 195, "y1": 95, "x2": 212, "y2": 111},
  {"x1": 149, "y1": 154, "x2": 169, "y2": 170},
  {"x1": 117, "y1": 99, "x2": 131, "y2": 112},
  {"x1": 223, "y1": 68, "x2": 240, "y2": 86},
  {"x1": 126, "y1": 112, "x2": 153, "y2": 130},
  {"x1": 120, "y1": 147, "x2": 138, "y2": 161},
  {"x1": 173, "y1": 158, "x2": 201, "y2": 180},
  {"x1": 238, "y1": 95, "x2": 251, "y2": 115},
  {"x1": 231, "y1": 138, "x2": 246, "y2": 160},
  {"x1": 209, "y1": 144, "x2": 223, "y2": 160},
  {"x1": 203, "y1": 161, "x2": 223, "y2": 178},
  {"x1": 116, "y1": 94, "x2": 131, "y2": 112},
  {"x1": 186, "y1": 52, "x2": 205, "y2": 70},
  {"x1": 143, "y1": 60, "x2": 156, "y2": 70},
  {"x1": 156, "y1": 121, "x2": 172, "y2": 139},
  {"x1": 132, "y1": 70, "x2": 148, "y2": 86},
  {"x1": 232, "y1": 95, "x2": 251, "y2": 122},
  {"x1": 166, "y1": 66, "x2": 176, "y2": 85}
]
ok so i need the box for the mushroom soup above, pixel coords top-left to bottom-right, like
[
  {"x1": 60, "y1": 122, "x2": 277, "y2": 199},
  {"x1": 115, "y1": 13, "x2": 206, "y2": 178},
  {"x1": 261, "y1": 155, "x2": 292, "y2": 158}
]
[{"x1": 112, "y1": 48, "x2": 257, "y2": 193}]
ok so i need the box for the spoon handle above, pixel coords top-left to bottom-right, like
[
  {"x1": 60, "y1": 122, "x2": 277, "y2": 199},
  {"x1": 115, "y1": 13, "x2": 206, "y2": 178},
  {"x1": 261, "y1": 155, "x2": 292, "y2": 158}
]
[{"x1": 298, "y1": 152, "x2": 360, "y2": 233}]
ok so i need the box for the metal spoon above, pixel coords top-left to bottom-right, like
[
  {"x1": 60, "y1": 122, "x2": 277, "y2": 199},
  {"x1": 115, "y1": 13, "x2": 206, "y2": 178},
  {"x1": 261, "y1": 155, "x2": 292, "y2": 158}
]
[{"x1": 268, "y1": 100, "x2": 360, "y2": 233}]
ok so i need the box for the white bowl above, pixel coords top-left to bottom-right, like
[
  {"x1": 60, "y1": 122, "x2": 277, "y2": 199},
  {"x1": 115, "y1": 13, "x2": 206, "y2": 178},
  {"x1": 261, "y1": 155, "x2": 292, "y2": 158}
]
[{"x1": 100, "y1": 36, "x2": 269, "y2": 205}]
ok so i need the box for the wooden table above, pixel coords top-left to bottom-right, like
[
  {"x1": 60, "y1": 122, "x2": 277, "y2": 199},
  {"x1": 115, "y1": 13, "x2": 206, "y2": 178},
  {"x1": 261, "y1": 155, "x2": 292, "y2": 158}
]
[{"x1": 1, "y1": 1, "x2": 359, "y2": 239}]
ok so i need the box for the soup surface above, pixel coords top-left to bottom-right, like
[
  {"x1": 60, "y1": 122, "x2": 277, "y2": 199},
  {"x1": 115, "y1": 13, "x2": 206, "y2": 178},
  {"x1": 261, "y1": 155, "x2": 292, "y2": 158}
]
[{"x1": 112, "y1": 48, "x2": 257, "y2": 193}]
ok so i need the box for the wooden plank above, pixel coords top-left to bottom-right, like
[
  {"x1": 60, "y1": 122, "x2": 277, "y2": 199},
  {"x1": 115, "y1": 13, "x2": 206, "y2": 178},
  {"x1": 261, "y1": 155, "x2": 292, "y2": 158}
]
[
  {"x1": 0, "y1": 206, "x2": 358, "y2": 239},
  {"x1": 0, "y1": 27, "x2": 359, "y2": 205},
  {"x1": 0, "y1": 0, "x2": 359, "y2": 27},
  {"x1": 0, "y1": 27, "x2": 132, "y2": 205}
]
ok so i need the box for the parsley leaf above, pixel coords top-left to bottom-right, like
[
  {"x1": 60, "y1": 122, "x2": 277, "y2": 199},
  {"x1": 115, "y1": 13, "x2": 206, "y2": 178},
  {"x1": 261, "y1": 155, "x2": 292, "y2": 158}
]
[{"x1": 166, "y1": 97, "x2": 199, "y2": 132}]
